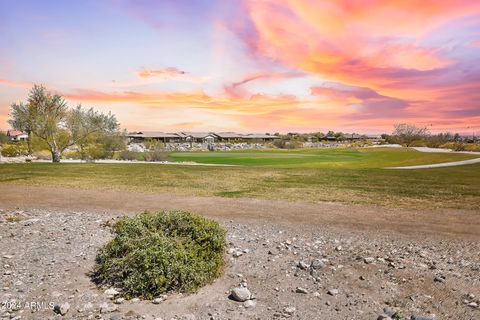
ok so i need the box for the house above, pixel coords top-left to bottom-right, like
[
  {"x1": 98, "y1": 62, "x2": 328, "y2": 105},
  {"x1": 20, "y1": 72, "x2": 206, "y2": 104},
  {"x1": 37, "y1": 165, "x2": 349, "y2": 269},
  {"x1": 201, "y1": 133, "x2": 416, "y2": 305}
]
[
  {"x1": 242, "y1": 134, "x2": 279, "y2": 142},
  {"x1": 127, "y1": 132, "x2": 181, "y2": 143},
  {"x1": 215, "y1": 132, "x2": 244, "y2": 142},
  {"x1": 321, "y1": 135, "x2": 338, "y2": 141},
  {"x1": 181, "y1": 132, "x2": 217, "y2": 143},
  {"x1": 126, "y1": 130, "x2": 279, "y2": 144},
  {"x1": 7, "y1": 130, "x2": 28, "y2": 142},
  {"x1": 341, "y1": 134, "x2": 363, "y2": 141}
]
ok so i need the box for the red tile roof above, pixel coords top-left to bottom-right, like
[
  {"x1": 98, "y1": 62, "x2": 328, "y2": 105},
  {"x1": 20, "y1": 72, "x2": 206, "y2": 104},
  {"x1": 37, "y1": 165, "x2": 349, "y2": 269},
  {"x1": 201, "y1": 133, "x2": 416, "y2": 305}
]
[{"x1": 7, "y1": 130, "x2": 25, "y2": 137}]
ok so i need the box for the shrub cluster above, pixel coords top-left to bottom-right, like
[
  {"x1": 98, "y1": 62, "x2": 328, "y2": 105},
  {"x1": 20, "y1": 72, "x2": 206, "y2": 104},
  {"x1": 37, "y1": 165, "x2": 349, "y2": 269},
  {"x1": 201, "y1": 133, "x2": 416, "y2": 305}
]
[
  {"x1": 117, "y1": 150, "x2": 144, "y2": 161},
  {"x1": 144, "y1": 149, "x2": 169, "y2": 162},
  {"x1": 92, "y1": 211, "x2": 226, "y2": 299},
  {"x1": 1, "y1": 143, "x2": 28, "y2": 157}
]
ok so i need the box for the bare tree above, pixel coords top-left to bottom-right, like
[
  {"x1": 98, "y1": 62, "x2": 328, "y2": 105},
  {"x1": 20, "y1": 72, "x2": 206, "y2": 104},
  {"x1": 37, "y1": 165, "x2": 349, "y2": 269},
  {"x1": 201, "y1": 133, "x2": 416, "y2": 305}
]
[
  {"x1": 392, "y1": 123, "x2": 429, "y2": 147},
  {"x1": 9, "y1": 85, "x2": 119, "y2": 162}
]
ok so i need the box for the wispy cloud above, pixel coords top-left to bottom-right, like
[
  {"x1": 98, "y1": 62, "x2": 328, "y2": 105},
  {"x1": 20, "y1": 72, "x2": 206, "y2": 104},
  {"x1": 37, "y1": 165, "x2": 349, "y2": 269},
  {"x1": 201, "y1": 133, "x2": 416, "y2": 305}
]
[
  {"x1": 137, "y1": 67, "x2": 186, "y2": 78},
  {"x1": 0, "y1": 79, "x2": 32, "y2": 88}
]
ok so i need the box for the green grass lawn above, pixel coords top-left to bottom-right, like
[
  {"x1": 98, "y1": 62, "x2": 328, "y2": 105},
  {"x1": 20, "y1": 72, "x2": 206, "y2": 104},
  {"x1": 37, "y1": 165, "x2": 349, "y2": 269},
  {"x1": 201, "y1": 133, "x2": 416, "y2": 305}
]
[
  {"x1": 169, "y1": 147, "x2": 475, "y2": 168},
  {"x1": 1, "y1": 148, "x2": 479, "y2": 210}
]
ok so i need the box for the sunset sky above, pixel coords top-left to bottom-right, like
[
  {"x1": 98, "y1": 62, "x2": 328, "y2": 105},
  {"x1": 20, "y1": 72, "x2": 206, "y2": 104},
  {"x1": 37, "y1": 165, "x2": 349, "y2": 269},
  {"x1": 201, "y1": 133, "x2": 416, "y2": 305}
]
[{"x1": 0, "y1": 0, "x2": 479, "y2": 134}]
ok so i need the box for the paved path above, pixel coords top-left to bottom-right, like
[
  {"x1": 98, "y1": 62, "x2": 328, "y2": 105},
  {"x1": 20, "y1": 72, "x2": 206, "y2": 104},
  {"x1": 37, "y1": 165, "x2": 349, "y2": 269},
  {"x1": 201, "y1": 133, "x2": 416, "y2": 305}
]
[
  {"x1": 0, "y1": 185, "x2": 479, "y2": 239},
  {"x1": 386, "y1": 157, "x2": 480, "y2": 169}
]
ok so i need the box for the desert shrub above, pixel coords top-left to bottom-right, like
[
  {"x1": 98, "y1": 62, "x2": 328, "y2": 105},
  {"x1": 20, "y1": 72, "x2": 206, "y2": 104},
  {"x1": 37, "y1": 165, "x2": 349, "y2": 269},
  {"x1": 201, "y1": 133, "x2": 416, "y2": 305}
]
[
  {"x1": 82, "y1": 143, "x2": 113, "y2": 160},
  {"x1": 440, "y1": 142, "x2": 466, "y2": 151},
  {"x1": 118, "y1": 150, "x2": 144, "y2": 161},
  {"x1": 1, "y1": 143, "x2": 28, "y2": 157},
  {"x1": 274, "y1": 139, "x2": 302, "y2": 149},
  {"x1": 92, "y1": 211, "x2": 226, "y2": 299},
  {"x1": 144, "y1": 149, "x2": 169, "y2": 162},
  {"x1": 63, "y1": 150, "x2": 82, "y2": 160},
  {"x1": 144, "y1": 138, "x2": 165, "y2": 150},
  {"x1": 464, "y1": 144, "x2": 480, "y2": 152},
  {"x1": 410, "y1": 139, "x2": 427, "y2": 147}
]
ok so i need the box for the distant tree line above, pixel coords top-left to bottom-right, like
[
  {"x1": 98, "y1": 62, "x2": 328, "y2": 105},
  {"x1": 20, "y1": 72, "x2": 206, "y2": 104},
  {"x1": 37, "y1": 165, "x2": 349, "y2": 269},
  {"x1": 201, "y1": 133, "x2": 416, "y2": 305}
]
[{"x1": 384, "y1": 123, "x2": 478, "y2": 151}]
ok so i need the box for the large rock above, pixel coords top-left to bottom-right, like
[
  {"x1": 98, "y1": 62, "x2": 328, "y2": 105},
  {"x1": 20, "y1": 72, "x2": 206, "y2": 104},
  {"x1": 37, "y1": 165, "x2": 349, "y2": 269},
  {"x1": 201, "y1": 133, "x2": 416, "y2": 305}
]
[
  {"x1": 230, "y1": 287, "x2": 251, "y2": 302},
  {"x1": 53, "y1": 302, "x2": 70, "y2": 316}
]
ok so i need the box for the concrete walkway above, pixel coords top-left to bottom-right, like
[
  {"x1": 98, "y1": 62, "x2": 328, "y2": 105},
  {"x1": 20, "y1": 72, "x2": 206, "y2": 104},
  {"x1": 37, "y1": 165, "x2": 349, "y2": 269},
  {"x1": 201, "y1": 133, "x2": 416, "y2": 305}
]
[{"x1": 386, "y1": 157, "x2": 480, "y2": 169}]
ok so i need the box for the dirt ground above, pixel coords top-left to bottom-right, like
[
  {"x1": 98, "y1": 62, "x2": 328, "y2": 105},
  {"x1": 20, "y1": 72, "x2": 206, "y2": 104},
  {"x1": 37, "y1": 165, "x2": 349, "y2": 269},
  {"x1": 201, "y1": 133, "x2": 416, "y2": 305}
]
[
  {"x1": 0, "y1": 185, "x2": 479, "y2": 320},
  {"x1": 0, "y1": 185, "x2": 479, "y2": 239}
]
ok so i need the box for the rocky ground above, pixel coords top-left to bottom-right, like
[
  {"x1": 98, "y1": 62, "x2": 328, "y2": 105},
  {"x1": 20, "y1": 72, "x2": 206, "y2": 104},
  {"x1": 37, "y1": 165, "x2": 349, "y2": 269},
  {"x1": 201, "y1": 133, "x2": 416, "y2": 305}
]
[{"x1": 0, "y1": 208, "x2": 479, "y2": 320}]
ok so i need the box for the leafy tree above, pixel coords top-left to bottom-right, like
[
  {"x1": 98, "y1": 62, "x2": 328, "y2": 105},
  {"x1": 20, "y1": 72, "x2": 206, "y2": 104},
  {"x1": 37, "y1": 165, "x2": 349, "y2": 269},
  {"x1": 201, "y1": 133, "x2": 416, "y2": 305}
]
[
  {"x1": 391, "y1": 123, "x2": 429, "y2": 147},
  {"x1": 0, "y1": 131, "x2": 8, "y2": 145},
  {"x1": 9, "y1": 85, "x2": 119, "y2": 162}
]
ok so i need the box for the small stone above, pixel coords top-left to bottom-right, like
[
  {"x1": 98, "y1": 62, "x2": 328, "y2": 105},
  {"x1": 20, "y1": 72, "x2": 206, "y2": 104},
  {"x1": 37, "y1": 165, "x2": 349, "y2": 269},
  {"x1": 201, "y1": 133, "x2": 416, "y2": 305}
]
[
  {"x1": 99, "y1": 302, "x2": 117, "y2": 314},
  {"x1": 113, "y1": 298, "x2": 125, "y2": 304},
  {"x1": 335, "y1": 246, "x2": 343, "y2": 251},
  {"x1": 181, "y1": 314, "x2": 196, "y2": 320},
  {"x1": 310, "y1": 259, "x2": 325, "y2": 270},
  {"x1": 53, "y1": 302, "x2": 70, "y2": 316},
  {"x1": 327, "y1": 289, "x2": 339, "y2": 296},
  {"x1": 230, "y1": 287, "x2": 251, "y2": 302},
  {"x1": 295, "y1": 287, "x2": 308, "y2": 294},
  {"x1": 297, "y1": 261, "x2": 310, "y2": 270},
  {"x1": 23, "y1": 218, "x2": 39, "y2": 226},
  {"x1": 467, "y1": 301, "x2": 478, "y2": 308},
  {"x1": 283, "y1": 306, "x2": 296, "y2": 315},
  {"x1": 377, "y1": 315, "x2": 393, "y2": 320},
  {"x1": 152, "y1": 298, "x2": 163, "y2": 304},
  {"x1": 104, "y1": 288, "x2": 120, "y2": 298},
  {"x1": 410, "y1": 315, "x2": 435, "y2": 320},
  {"x1": 364, "y1": 257, "x2": 375, "y2": 264},
  {"x1": 243, "y1": 300, "x2": 256, "y2": 309},
  {"x1": 434, "y1": 276, "x2": 445, "y2": 283}
]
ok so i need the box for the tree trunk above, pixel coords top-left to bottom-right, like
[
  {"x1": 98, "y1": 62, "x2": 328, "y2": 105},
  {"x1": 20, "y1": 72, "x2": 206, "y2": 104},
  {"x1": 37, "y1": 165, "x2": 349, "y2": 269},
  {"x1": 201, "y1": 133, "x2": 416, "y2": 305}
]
[
  {"x1": 51, "y1": 150, "x2": 61, "y2": 163},
  {"x1": 27, "y1": 130, "x2": 33, "y2": 155}
]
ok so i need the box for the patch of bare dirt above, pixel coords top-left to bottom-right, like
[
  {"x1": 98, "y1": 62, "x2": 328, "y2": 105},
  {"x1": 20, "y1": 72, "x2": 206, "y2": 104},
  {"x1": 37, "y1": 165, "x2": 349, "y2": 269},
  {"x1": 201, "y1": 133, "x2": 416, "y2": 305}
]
[{"x1": 0, "y1": 186, "x2": 479, "y2": 319}]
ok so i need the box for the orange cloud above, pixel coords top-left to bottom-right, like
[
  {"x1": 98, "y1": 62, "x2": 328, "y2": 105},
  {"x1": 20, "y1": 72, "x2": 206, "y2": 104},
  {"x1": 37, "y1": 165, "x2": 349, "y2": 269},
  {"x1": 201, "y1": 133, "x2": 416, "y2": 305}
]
[
  {"x1": 64, "y1": 88, "x2": 302, "y2": 115},
  {"x1": 242, "y1": 0, "x2": 480, "y2": 88},
  {"x1": 0, "y1": 79, "x2": 32, "y2": 88}
]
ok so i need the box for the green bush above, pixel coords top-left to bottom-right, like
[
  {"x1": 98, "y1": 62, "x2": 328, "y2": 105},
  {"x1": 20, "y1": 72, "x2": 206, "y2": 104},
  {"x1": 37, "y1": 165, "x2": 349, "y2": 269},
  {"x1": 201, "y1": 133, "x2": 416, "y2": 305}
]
[
  {"x1": 118, "y1": 150, "x2": 144, "y2": 161},
  {"x1": 1, "y1": 143, "x2": 28, "y2": 157},
  {"x1": 409, "y1": 139, "x2": 427, "y2": 147},
  {"x1": 144, "y1": 149, "x2": 169, "y2": 162},
  {"x1": 92, "y1": 211, "x2": 226, "y2": 299},
  {"x1": 273, "y1": 139, "x2": 302, "y2": 149},
  {"x1": 63, "y1": 150, "x2": 82, "y2": 160}
]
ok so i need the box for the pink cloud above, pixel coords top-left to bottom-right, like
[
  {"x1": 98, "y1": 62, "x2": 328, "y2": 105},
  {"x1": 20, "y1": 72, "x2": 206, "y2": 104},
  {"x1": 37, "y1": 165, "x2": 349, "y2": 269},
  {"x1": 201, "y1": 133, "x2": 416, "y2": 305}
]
[
  {"x1": 137, "y1": 67, "x2": 186, "y2": 78},
  {"x1": 0, "y1": 79, "x2": 32, "y2": 88}
]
